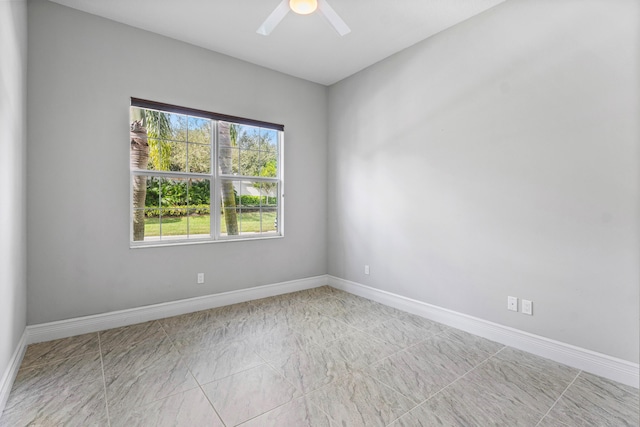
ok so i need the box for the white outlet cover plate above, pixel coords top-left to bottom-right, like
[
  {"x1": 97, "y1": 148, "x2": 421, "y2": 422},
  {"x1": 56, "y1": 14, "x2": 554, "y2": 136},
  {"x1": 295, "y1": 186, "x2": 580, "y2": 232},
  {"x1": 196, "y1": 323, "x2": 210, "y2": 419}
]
[
  {"x1": 507, "y1": 296, "x2": 518, "y2": 312},
  {"x1": 522, "y1": 299, "x2": 533, "y2": 315}
]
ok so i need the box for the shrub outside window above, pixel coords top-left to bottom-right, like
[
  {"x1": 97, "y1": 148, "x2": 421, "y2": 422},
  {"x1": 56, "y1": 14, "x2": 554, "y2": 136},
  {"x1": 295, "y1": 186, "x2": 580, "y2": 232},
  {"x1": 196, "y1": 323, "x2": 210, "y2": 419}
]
[{"x1": 130, "y1": 99, "x2": 283, "y2": 246}]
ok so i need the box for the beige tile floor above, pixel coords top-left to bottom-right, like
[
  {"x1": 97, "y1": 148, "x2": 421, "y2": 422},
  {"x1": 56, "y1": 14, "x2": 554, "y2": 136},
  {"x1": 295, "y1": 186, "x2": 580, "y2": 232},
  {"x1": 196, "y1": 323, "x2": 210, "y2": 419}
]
[{"x1": 1, "y1": 286, "x2": 638, "y2": 426}]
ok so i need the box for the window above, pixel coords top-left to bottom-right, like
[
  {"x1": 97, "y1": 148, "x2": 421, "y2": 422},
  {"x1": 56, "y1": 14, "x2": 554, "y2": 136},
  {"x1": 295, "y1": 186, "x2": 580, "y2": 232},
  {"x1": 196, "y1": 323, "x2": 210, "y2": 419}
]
[{"x1": 130, "y1": 99, "x2": 283, "y2": 246}]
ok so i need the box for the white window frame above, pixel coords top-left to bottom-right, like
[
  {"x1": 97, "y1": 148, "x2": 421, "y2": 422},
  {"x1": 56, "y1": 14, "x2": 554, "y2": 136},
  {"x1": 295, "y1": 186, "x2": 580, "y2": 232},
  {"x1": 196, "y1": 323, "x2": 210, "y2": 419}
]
[{"x1": 130, "y1": 98, "x2": 284, "y2": 247}]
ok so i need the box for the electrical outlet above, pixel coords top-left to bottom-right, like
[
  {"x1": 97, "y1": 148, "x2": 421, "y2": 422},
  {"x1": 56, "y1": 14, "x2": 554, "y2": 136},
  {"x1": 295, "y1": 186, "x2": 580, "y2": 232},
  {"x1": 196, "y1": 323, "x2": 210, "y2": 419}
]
[
  {"x1": 197, "y1": 273, "x2": 205, "y2": 284},
  {"x1": 364, "y1": 265, "x2": 370, "y2": 275},
  {"x1": 507, "y1": 296, "x2": 518, "y2": 312},
  {"x1": 522, "y1": 299, "x2": 533, "y2": 315}
]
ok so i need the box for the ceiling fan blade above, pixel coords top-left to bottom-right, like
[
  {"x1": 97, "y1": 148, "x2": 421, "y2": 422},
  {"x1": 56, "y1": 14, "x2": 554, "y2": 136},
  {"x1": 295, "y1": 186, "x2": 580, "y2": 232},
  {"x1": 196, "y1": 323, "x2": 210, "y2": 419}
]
[
  {"x1": 257, "y1": 0, "x2": 290, "y2": 36},
  {"x1": 318, "y1": 0, "x2": 351, "y2": 36}
]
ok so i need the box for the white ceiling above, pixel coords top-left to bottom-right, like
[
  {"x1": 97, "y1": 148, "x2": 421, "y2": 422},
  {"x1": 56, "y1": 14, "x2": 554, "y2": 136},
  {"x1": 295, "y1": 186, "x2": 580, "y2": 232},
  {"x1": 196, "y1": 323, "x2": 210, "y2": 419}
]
[{"x1": 49, "y1": 0, "x2": 507, "y2": 85}]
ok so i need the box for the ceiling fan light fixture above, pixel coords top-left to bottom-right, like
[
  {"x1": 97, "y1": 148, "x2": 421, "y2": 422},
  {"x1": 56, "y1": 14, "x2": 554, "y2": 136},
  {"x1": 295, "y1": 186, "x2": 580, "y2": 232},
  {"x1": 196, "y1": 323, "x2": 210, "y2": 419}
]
[
  {"x1": 289, "y1": 0, "x2": 318, "y2": 15},
  {"x1": 258, "y1": 0, "x2": 350, "y2": 36}
]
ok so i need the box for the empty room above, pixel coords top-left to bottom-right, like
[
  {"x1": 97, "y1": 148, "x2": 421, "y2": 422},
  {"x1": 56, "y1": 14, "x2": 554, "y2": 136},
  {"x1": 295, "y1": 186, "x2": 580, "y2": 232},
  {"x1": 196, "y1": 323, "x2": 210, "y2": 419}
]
[{"x1": 1, "y1": 0, "x2": 638, "y2": 425}]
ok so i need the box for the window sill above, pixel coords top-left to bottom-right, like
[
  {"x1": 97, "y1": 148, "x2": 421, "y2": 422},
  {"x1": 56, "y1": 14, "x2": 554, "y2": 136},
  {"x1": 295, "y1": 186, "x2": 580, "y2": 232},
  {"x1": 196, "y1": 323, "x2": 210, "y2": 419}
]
[{"x1": 130, "y1": 233, "x2": 283, "y2": 249}]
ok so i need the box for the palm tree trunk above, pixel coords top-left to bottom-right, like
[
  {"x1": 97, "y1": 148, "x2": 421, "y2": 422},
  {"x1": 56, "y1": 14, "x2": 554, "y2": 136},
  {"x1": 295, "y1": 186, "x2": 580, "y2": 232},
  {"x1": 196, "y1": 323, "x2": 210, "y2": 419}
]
[
  {"x1": 218, "y1": 121, "x2": 238, "y2": 235},
  {"x1": 131, "y1": 120, "x2": 149, "y2": 241}
]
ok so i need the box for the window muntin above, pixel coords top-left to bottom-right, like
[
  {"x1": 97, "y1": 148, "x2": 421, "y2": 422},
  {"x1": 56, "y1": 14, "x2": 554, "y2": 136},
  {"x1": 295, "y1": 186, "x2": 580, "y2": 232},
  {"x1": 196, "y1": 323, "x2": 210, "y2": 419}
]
[{"x1": 130, "y1": 101, "x2": 283, "y2": 246}]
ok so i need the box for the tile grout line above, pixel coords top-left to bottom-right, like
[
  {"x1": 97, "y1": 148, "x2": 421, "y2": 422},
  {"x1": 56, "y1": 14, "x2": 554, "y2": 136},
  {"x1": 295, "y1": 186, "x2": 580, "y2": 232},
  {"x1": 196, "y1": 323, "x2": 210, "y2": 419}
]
[
  {"x1": 123, "y1": 323, "x2": 198, "y2": 408},
  {"x1": 324, "y1": 307, "x2": 449, "y2": 350},
  {"x1": 232, "y1": 295, "x2": 347, "y2": 425},
  {"x1": 193, "y1": 372, "x2": 228, "y2": 426},
  {"x1": 308, "y1": 307, "x2": 459, "y2": 425},
  {"x1": 202, "y1": 290, "x2": 492, "y2": 423},
  {"x1": 165, "y1": 308, "x2": 324, "y2": 426},
  {"x1": 464, "y1": 345, "x2": 577, "y2": 426},
  {"x1": 302, "y1": 292, "x2": 480, "y2": 425},
  {"x1": 179, "y1": 367, "x2": 227, "y2": 427},
  {"x1": 487, "y1": 345, "x2": 581, "y2": 424},
  {"x1": 198, "y1": 356, "x2": 267, "y2": 386},
  {"x1": 377, "y1": 334, "x2": 507, "y2": 423},
  {"x1": 157, "y1": 320, "x2": 229, "y2": 427},
  {"x1": 282, "y1": 300, "x2": 362, "y2": 424},
  {"x1": 249, "y1": 339, "x2": 350, "y2": 425},
  {"x1": 97, "y1": 332, "x2": 111, "y2": 427},
  {"x1": 244, "y1": 362, "x2": 305, "y2": 423},
  {"x1": 534, "y1": 370, "x2": 581, "y2": 427},
  {"x1": 386, "y1": 344, "x2": 508, "y2": 425},
  {"x1": 288, "y1": 308, "x2": 407, "y2": 369},
  {"x1": 257, "y1": 348, "x2": 349, "y2": 397},
  {"x1": 392, "y1": 342, "x2": 505, "y2": 423},
  {"x1": 195, "y1": 330, "x2": 330, "y2": 425}
]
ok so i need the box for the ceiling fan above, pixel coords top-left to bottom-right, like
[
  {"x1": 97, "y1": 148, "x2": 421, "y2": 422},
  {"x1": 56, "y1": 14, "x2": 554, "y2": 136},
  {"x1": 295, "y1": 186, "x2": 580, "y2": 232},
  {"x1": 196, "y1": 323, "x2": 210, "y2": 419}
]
[{"x1": 257, "y1": 0, "x2": 351, "y2": 36}]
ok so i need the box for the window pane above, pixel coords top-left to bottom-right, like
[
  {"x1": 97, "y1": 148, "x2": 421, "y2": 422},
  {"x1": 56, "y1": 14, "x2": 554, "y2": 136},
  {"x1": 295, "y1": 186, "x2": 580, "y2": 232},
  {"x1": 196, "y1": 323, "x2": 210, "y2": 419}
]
[
  {"x1": 144, "y1": 176, "x2": 160, "y2": 207},
  {"x1": 262, "y1": 208, "x2": 277, "y2": 233},
  {"x1": 261, "y1": 181, "x2": 279, "y2": 233},
  {"x1": 160, "y1": 209, "x2": 187, "y2": 240},
  {"x1": 188, "y1": 116, "x2": 210, "y2": 144},
  {"x1": 260, "y1": 148, "x2": 277, "y2": 178},
  {"x1": 130, "y1": 119, "x2": 150, "y2": 171},
  {"x1": 188, "y1": 209, "x2": 210, "y2": 238},
  {"x1": 132, "y1": 208, "x2": 145, "y2": 241},
  {"x1": 230, "y1": 146, "x2": 239, "y2": 175},
  {"x1": 220, "y1": 178, "x2": 238, "y2": 236},
  {"x1": 187, "y1": 178, "x2": 211, "y2": 238},
  {"x1": 260, "y1": 128, "x2": 278, "y2": 152},
  {"x1": 239, "y1": 211, "x2": 261, "y2": 234},
  {"x1": 260, "y1": 181, "x2": 279, "y2": 207},
  {"x1": 238, "y1": 149, "x2": 261, "y2": 177},
  {"x1": 237, "y1": 180, "x2": 258, "y2": 234},
  {"x1": 237, "y1": 126, "x2": 261, "y2": 176},
  {"x1": 187, "y1": 178, "x2": 210, "y2": 206},
  {"x1": 219, "y1": 124, "x2": 235, "y2": 176},
  {"x1": 168, "y1": 141, "x2": 187, "y2": 172},
  {"x1": 237, "y1": 180, "x2": 258, "y2": 208},
  {"x1": 261, "y1": 129, "x2": 278, "y2": 178},
  {"x1": 236, "y1": 124, "x2": 260, "y2": 150},
  {"x1": 167, "y1": 113, "x2": 187, "y2": 142},
  {"x1": 137, "y1": 110, "x2": 183, "y2": 143},
  {"x1": 130, "y1": 107, "x2": 145, "y2": 123},
  {"x1": 188, "y1": 143, "x2": 211, "y2": 174},
  {"x1": 140, "y1": 139, "x2": 164, "y2": 171},
  {"x1": 143, "y1": 209, "x2": 160, "y2": 240},
  {"x1": 132, "y1": 175, "x2": 149, "y2": 241},
  {"x1": 160, "y1": 178, "x2": 188, "y2": 208},
  {"x1": 220, "y1": 207, "x2": 238, "y2": 237}
]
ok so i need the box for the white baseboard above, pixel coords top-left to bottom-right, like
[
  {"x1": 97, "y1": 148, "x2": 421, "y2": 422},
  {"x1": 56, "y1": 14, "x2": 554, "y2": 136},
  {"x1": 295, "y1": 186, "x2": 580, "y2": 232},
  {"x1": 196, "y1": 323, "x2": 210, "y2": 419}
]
[
  {"x1": 328, "y1": 276, "x2": 639, "y2": 389},
  {"x1": 20, "y1": 274, "x2": 639, "y2": 389},
  {"x1": 26, "y1": 275, "x2": 329, "y2": 345},
  {"x1": 0, "y1": 331, "x2": 27, "y2": 416}
]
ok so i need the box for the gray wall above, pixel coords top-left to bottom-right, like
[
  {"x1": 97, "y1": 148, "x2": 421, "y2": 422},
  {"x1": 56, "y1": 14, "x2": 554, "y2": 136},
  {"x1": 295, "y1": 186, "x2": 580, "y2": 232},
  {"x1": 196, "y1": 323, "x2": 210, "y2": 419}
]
[
  {"x1": 0, "y1": 0, "x2": 28, "y2": 379},
  {"x1": 328, "y1": 0, "x2": 639, "y2": 363},
  {"x1": 27, "y1": 0, "x2": 327, "y2": 324}
]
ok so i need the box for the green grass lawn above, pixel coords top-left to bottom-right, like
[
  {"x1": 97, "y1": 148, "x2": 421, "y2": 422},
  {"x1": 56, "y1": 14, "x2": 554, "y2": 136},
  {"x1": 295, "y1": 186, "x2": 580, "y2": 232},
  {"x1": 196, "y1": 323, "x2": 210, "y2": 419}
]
[{"x1": 144, "y1": 212, "x2": 276, "y2": 237}]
